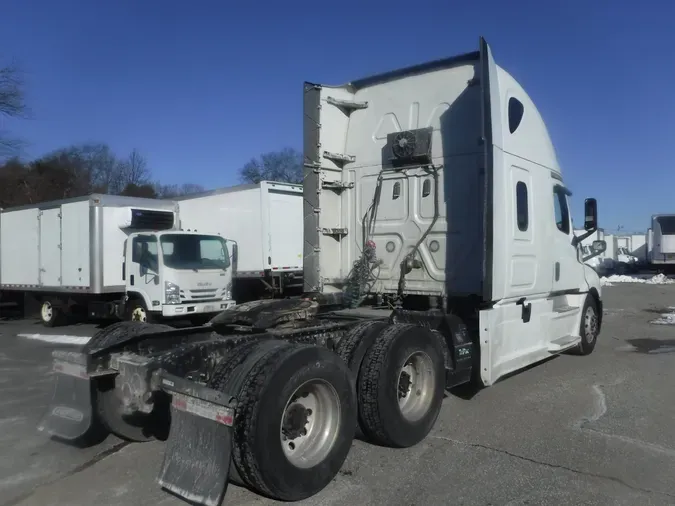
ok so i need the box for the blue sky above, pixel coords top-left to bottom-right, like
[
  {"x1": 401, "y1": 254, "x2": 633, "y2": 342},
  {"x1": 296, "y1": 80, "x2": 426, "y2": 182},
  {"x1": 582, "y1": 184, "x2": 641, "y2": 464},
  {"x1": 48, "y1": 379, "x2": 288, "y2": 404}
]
[{"x1": 1, "y1": 0, "x2": 672, "y2": 233}]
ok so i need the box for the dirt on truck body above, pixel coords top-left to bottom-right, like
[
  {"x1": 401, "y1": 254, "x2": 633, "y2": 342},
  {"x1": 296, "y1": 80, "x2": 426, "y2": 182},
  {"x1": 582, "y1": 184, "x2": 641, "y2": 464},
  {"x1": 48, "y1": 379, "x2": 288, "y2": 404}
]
[{"x1": 38, "y1": 36, "x2": 606, "y2": 506}]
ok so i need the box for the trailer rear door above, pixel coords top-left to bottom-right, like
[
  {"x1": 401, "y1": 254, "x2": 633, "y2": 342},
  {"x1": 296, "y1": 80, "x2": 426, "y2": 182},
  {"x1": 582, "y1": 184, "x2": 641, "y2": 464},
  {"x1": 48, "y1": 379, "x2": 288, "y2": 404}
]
[
  {"x1": 266, "y1": 186, "x2": 303, "y2": 272},
  {"x1": 39, "y1": 207, "x2": 63, "y2": 287}
]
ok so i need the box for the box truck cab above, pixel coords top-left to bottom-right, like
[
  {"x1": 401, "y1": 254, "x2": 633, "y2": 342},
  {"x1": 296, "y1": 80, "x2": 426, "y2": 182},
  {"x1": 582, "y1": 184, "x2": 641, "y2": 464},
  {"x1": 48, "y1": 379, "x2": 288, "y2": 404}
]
[{"x1": 122, "y1": 230, "x2": 237, "y2": 323}]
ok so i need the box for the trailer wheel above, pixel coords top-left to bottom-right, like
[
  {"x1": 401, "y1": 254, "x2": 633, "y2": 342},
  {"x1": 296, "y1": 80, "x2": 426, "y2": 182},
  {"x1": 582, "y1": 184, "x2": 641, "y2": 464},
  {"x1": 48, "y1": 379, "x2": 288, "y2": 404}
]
[
  {"x1": 40, "y1": 300, "x2": 66, "y2": 327},
  {"x1": 229, "y1": 343, "x2": 356, "y2": 501},
  {"x1": 85, "y1": 321, "x2": 173, "y2": 442},
  {"x1": 569, "y1": 296, "x2": 599, "y2": 356},
  {"x1": 358, "y1": 323, "x2": 445, "y2": 448}
]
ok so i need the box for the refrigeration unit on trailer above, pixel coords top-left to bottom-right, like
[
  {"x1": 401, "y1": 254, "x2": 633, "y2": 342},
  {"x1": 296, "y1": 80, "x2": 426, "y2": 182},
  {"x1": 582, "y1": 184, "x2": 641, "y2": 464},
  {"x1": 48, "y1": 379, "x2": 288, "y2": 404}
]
[
  {"x1": 0, "y1": 194, "x2": 236, "y2": 326},
  {"x1": 38, "y1": 37, "x2": 606, "y2": 506},
  {"x1": 174, "y1": 181, "x2": 304, "y2": 301},
  {"x1": 648, "y1": 214, "x2": 675, "y2": 269}
]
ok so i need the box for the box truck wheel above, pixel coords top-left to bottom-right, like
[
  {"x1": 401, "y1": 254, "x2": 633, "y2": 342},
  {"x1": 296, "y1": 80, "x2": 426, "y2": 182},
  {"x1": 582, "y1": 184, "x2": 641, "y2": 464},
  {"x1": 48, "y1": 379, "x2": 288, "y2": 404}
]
[
  {"x1": 85, "y1": 321, "x2": 173, "y2": 442},
  {"x1": 569, "y1": 296, "x2": 600, "y2": 356},
  {"x1": 357, "y1": 323, "x2": 445, "y2": 448},
  {"x1": 126, "y1": 299, "x2": 156, "y2": 323},
  {"x1": 40, "y1": 300, "x2": 66, "y2": 327},
  {"x1": 216, "y1": 343, "x2": 356, "y2": 501}
]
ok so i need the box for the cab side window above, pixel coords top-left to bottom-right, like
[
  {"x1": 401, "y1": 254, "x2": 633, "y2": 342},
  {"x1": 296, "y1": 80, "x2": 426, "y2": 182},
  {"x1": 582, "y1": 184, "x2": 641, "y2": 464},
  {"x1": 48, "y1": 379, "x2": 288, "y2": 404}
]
[
  {"x1": 553, "y1": 187, "x2": 570, "y2": 235},
  {"x1": 132, "y1": 235, "x2": 159, "y2": 272}
]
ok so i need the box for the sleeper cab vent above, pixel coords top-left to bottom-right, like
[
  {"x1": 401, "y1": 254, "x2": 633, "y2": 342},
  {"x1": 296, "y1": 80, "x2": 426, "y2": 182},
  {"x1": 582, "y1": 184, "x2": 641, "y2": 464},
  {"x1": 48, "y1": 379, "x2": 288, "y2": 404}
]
[
  {"x1": 383, "y1": 127, "x2": 433, "y2": 168},
  {"x1": 120, "y1": 208, "x2": 175, "y2": 230}
]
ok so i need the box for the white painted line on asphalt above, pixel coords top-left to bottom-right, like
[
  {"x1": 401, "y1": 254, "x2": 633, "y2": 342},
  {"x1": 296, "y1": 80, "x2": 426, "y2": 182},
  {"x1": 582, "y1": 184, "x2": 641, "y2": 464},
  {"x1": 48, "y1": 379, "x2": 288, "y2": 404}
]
[{"x1": 17, "y1": 333, "x2": 92, "y2": 345}]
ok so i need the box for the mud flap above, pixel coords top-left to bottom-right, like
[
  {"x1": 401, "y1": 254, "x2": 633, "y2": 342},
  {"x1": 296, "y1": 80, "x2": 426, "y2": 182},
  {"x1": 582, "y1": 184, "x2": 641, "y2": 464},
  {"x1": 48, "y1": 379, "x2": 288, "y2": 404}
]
[
  {"x1": 37, "y1": 354, "x2": 105, "y2": 443},
  {"x1": 157, "y1": 373, "x2": 236, "y2": 506}
]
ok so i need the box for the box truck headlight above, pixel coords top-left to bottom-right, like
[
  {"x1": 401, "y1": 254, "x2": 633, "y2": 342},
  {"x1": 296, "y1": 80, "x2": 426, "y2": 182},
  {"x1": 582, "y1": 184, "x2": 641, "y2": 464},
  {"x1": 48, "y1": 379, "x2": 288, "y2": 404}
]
[
  {"x1": 165, "y1": 282, "x2": 181, "y2": 304},
  {"x1": 223, "y1": 282, "x2": 232, "y2": 301}
]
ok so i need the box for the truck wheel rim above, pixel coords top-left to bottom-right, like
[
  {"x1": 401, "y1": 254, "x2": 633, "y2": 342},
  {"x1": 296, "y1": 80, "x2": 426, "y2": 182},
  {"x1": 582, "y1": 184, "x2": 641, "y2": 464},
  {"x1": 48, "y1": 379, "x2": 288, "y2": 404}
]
[
  {"x1": 41, "y1": 302, "x2": 53, "y2": 322},
  {"x1": 280, "y1": 378, "x2": 341, "y2": 469},
  {"x1": 131, "y1": 307, "x2": 147, "y2": 322},
  {"x1": 397, "y1": 351, "x2": 435, "y2": 422},
  {"x1": 584, "y1": 306, "x2": 598, "y2": 343}
]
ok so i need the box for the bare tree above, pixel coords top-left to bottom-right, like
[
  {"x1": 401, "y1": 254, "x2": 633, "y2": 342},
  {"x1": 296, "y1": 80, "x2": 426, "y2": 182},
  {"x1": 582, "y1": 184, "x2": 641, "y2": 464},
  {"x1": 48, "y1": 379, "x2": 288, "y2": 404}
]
[
  {"x1": 154, "y1": 182, "x2": 206, "y2": 199},
  {"x1": 239, "y1": 147, "x2": 303, "y2": 185},
  {"x1": 0, "y1": 62, "x2": 28, "y2": 157},
  {"x1": 118, "y1": 148, "x2": 151, "y2": 189}
]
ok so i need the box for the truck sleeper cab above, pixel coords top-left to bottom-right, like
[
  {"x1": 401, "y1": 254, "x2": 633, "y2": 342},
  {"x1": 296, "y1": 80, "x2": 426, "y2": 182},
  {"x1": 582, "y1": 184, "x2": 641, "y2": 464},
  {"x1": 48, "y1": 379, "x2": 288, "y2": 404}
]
[{"x1": 38, "y1": 37, "x2": 606, "y2": 506}]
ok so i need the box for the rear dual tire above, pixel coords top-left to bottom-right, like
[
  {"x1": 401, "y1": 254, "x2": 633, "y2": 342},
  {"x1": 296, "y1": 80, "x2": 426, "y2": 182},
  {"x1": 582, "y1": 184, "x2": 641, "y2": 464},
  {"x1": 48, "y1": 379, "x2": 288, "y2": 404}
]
[
  {"x1": 208, "y1": 341, "x2": 357, "y2": 502},
  {"x1": 85, "y1": 322, "x2": 174, "y2": 442},
  {"x1": 356, "y1": 323, "x2": 446, "y2": 448}
]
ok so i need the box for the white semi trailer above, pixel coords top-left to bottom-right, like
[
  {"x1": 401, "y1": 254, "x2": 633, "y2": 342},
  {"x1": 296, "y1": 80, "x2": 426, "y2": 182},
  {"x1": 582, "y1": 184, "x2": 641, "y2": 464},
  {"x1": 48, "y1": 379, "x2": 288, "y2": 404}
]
[
  {"x1": 39, "y1": 37, "x2": 607, "y2": 506},
  {"x1": 0, "y1": 194, "x2": 236, "y2": 326},
  {"x1": 174, "y1": 181, "x2": 304, "y2": 302},
  {"x1": 648, "y1": 214, "x2": 675, "y2": 270}
]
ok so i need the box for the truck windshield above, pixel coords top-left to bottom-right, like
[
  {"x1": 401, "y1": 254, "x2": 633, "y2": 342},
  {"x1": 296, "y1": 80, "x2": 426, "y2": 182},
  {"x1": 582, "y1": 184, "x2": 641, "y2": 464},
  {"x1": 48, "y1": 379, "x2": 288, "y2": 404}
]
[
  {"x1": 656, "y1": 216, "x2": 675, "y2": 235},
  {"x1": 159, "y1": 234, "x2": 230, "y2": 270}
]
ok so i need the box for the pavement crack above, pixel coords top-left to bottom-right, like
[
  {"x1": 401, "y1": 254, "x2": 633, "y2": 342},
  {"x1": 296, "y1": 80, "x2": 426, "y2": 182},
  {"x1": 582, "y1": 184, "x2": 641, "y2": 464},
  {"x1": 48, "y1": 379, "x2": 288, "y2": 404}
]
[
  {"x1": 430, "y1": 435, "x2": 675, "y2": 499},
  {"x1": 65, "y1": 441, "x2": 129, "y2": 477}
]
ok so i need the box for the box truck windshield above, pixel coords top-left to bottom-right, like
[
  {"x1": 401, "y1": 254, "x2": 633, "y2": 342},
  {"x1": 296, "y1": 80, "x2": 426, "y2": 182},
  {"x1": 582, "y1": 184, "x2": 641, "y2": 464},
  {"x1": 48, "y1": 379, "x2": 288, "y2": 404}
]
[{"x1": 159, "y1": 234, "x2": 231, "y2": 271}]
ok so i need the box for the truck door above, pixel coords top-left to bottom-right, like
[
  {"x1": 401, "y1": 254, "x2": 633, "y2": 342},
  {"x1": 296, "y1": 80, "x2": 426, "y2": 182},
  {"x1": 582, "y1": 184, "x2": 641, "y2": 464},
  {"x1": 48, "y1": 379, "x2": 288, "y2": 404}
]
[
  {"x1": 126, "y1": 234, "x2": 161, "y2": 297},
  {"x1": 551, "y1": 183, "x2": 579, "y2": 293},
  {"x1": 39, "y1": 207, "x2": 63, "y2": 287}
]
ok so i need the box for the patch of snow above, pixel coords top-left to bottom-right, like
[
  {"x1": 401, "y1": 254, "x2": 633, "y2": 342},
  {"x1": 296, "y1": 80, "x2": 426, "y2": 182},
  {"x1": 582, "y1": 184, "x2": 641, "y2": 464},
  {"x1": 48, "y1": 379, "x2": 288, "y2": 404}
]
[
  {"x1": 650, "y1": 307, "x2": 675, "y2": 325},
  {"x1": 601, "y1": 273, "x2": 675, "y2": 286},
  {"x1": 17, "y1": 333, "x2": 91, "y2": 345}
]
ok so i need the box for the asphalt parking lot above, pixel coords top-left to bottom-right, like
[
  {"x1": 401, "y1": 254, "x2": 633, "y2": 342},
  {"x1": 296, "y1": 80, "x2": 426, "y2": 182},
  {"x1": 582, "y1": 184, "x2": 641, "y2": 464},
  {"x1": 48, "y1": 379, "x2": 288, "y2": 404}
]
[{"x1": 1, "y1": 283, "x2": 675, "y2": 506}]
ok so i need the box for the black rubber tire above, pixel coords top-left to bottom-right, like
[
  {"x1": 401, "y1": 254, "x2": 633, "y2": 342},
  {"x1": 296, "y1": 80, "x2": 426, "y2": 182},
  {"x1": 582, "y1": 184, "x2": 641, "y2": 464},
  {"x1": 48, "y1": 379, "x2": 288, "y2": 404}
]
[
  {"x1": 84, "y1": 321, "x2": 173, "y2": 442},
  {"x1": 570, "y1": 296, "x2": 600, "y2": 356},
  {"x1": 83, "y1": 321, "x2": 173, "y2": 352},
  {"x1": 208, "y1": 339, "x2": 269, "y2": 391},
  {"x1": 357, "y1": 323, "x2": 445, "y2": 448},
  {"x1": 227, "y1": 343, "x2": 357, "y2": 501},
  {"x1": 335, "y1": 320, "x2": 389, "y2": 377},
  {"x1": 334, "y1": 320, "x2": 388, "y2": 433}
]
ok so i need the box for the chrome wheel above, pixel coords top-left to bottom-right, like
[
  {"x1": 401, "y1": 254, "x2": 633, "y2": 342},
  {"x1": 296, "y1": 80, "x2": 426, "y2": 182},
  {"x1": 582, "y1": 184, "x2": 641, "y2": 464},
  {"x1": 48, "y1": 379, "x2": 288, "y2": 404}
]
[
  {"x1": 131, "y1": 306, "x2": 147, "y2": 322},
  {"x1": 280, "y1": 379, "x2": 341, "y2": 469},
  {"x1": 41, "y1": 301, "x2": 53, "y2": 323},
  {"x1": 397, "y1": 351, "x2": 435, "y2": 423},
  {"x1": 584, "y1": 305, "x2": 598, "y2": 343}
]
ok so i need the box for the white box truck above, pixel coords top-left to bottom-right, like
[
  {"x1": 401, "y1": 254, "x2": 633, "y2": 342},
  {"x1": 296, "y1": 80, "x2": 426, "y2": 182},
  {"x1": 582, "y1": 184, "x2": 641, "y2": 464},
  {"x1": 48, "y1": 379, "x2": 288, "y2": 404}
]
[
  {"x1": 0, "y1": 194, "x2": 236, "y2": 326},
  {"x1": 39, "y1": 37, "x2": 607, "y2": 506},
  {"x1": 174, "y1": 181, "x2": 304, "y2": 301}
]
